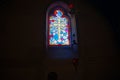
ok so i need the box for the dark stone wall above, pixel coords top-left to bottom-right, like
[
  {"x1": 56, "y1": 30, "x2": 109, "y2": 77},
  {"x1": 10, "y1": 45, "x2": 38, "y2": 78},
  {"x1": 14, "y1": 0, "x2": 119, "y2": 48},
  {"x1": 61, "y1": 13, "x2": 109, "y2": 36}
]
[{"x1": 0, "y1": 0, "x2": 119, "y2": 80}]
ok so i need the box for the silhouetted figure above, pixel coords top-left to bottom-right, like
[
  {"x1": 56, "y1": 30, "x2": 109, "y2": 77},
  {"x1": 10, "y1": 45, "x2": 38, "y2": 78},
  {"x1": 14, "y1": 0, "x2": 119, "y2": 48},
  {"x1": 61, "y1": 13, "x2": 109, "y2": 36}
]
[{"x1": 48, "y1": 72, "x2": 57, "y2": 80}]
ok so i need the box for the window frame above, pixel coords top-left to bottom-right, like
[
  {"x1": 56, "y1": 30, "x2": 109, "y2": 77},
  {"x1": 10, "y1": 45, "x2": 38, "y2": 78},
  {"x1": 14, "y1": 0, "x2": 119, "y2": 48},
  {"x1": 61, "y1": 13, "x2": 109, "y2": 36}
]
[{"x1": 46, "y1": 2, "x2": 72, "y2": 48}]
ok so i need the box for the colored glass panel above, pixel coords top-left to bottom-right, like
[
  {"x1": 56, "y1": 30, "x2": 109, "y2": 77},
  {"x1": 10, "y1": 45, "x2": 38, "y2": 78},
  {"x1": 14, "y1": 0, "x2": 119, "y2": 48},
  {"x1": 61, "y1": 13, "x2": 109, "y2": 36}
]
[{"x1": 49, "y1": 10, "x2": 70, "y2": 46}]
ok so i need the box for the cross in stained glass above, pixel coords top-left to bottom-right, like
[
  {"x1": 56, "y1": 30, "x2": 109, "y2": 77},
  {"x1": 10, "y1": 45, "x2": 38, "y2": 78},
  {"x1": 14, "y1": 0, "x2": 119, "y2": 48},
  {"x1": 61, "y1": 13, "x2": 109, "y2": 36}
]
[
  {"x1": 49, "y1": 9, "x2": 70, "y2": 45},
  {"x1": 53, "y1": 16, "x2": 66, "y2": 42}
]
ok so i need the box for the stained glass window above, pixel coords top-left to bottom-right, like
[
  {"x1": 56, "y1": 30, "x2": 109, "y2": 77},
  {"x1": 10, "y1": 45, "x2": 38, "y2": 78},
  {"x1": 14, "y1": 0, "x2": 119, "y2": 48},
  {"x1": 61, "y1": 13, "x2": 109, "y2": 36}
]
[{"x1": 48, "y1": 9, "x2": 70, "y2": 46}]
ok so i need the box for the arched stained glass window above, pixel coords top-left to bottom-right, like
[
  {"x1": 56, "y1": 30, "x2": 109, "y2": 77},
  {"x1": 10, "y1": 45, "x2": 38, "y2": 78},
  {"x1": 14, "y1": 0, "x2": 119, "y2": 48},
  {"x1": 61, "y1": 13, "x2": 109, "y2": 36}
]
[
  {"x1": 48, "y1": 9, "x2": 70, "y2": 46},
  {"x1": 46, "y1": 1, "x2": 78, "y2": 59}
]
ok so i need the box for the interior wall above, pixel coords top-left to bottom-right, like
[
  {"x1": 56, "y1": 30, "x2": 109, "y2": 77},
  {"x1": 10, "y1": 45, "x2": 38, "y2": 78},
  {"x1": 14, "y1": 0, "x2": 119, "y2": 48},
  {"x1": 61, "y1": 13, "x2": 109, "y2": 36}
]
[
  {"x1": 0, "y1": 0, "x2": 46, "y2": 80},
  {"x1": 76, "y1": 2, "x2": 119, "y2": 80},
  {"x1": 0, "y1": 0, "x2": 119, "y2": 80}
]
